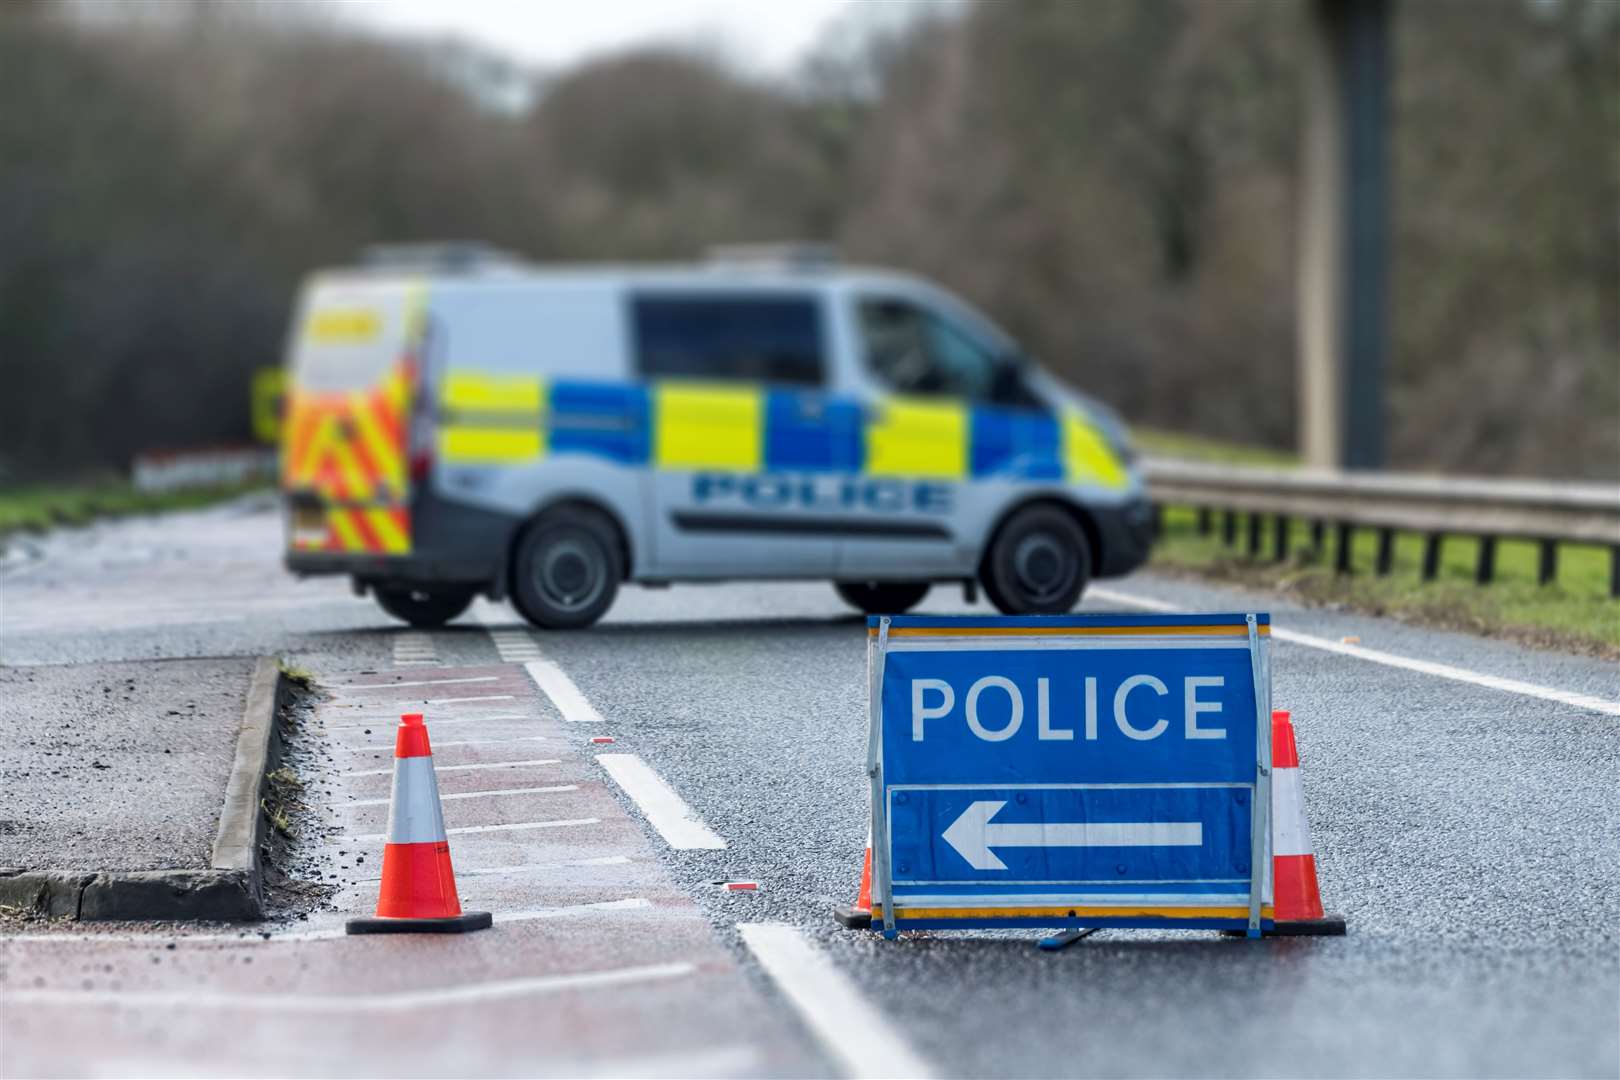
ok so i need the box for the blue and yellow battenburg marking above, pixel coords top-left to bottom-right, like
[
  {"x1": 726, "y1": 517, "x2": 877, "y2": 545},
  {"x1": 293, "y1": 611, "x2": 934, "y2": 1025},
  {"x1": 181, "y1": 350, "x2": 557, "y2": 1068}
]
[{"x1": 436, "y1": 373, "x2": 1128, "y2": 486}]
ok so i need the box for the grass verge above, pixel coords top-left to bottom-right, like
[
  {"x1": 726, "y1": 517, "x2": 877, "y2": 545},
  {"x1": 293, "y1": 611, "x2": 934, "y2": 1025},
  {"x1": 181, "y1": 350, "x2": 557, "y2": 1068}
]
[
  {"x1": 1150, "y1": 506, "x2": 1619, "y2": 658},
  {"x1": 0, "y1": 480, "x2": 268, "y2": 540}
]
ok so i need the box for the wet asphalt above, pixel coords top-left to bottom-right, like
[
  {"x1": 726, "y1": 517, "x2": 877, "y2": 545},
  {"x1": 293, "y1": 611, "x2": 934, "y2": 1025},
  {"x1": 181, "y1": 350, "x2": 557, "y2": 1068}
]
[{"x1": 0, "y1": 498, "x2": 1616, "y2": 1078}]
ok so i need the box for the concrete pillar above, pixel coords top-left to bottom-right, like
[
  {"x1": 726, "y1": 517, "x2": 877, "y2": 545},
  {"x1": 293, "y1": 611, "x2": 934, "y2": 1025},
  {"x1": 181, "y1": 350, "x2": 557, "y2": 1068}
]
[{"x1": 1299, "y1": 0, "x2": 1391, "y2": 470}]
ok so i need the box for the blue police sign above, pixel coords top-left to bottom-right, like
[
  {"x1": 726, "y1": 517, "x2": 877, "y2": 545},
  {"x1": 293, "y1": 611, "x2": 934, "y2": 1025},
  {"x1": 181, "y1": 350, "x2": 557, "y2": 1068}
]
[{"x1": 865, "y1": 613, "x2": 1274, "y2": 937}]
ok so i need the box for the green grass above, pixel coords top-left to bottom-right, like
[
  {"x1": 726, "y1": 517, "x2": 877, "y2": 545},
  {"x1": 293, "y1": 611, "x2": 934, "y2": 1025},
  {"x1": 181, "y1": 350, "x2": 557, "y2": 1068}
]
[
  {"x1": 0, "y1": 480, "x2": 267, "y2": 539},
  {"x1": 1134, "y1": 428, "x2": 1298, "y2": 468},
  {"x1": 1151, "y1": 506, "x2": 1620, "y2": 656}
]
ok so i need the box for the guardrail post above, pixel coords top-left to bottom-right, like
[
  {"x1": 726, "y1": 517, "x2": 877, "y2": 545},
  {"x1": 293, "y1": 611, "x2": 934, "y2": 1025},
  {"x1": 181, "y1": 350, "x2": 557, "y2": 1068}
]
[
  {"x1": 1197, "y1": 508, "x2": 1212, "y2": 536},
  {"x1": 1421, "y1": 533, "x2": 1443, "y2": 582},
  {"x1": 1475, "y1": 536, "x2": 1497, "y2": 585},
  {"x1": 1537, "y1": 540, "x2": 1557, "y2": 587},
  {"x1": 1150, "y1": 504, "x2": 1164, "y2": 540},
  {"x1": 1246, "y1": 513, "x2": 1263, "y2": 558},
  {"x1": 1273, "y1": 517, "x2": 1291, "y2": 563},
  {"x1": 1310, "y1": 520, "x2": 1327, "y2": 560},
  {"x1": 1223, "y1": 510, "x2": 1237, "y2": 547},
  {"x1": 1334, "y1": 522, "x2": 1354, "y2": 574},
  {"x1": 1609, "y1": 547, "x2": 1619, "y2": 599},
  {"x1": 1374, "y1": 528, "x2": 1395, "y2": 576}
]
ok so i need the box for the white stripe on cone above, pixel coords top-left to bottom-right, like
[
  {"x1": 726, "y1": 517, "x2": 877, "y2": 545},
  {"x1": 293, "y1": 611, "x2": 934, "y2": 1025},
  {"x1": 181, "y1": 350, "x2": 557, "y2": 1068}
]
[
  {"x1": 1272, "y1": 763, "x2": 1313, "y2": 858},
  {"x1": 386, "y1": 755, "x2": 449, "y2": 845}
]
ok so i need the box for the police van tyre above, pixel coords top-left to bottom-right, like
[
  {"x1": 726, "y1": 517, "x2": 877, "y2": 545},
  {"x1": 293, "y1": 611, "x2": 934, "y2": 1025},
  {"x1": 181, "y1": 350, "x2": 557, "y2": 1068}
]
[
  {"x1": 835, "y1": 581, "x2": 931, "y2": 616},
  {"x1": 511, "y1": 505, "x2": 621, "y2": 630},
  {"x1": 982, "y1": 504, "x2": 1091, "y2": 615},
  {"x1": 374, "y1": 586, "x2": 477, "y2": 628}
]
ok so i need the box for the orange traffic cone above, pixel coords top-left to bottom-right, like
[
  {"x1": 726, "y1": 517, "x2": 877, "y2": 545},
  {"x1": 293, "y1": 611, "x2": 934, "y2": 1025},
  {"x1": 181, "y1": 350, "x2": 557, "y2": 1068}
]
[
  {"x1": 346, "y1": 712, "x2": 492, "y2": 934},
  {"x1": 1267, "y1": 710, "x2": 1346, "y2": 936},
  {"x1": 833, "y1": 825, "x2": 874, "y2": 929}
]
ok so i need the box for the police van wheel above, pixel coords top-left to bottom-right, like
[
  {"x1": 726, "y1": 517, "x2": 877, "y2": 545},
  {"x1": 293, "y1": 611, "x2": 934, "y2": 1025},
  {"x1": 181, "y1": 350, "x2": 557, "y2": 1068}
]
[
  {"x1": 982, "y1": 504, "x2": 1091, "y2": 615},
  {"x1": 511, "y1": 507, "x2": 620, "y2": 630},
  {"x1": 834, "y1": 581, "x2": 931, "y2": 616},
  {"x1": 374, "y1": 586, "x2": 476, "y2": 628}
]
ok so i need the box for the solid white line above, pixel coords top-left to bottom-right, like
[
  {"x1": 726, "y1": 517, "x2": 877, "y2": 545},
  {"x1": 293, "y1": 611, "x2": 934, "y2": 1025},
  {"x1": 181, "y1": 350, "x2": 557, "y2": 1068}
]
[
  {"x1": 524, "y1": 659, "x2": 606, "y2": 723},
  {"x1": 596, "y1": 754, "x2": 725, "y2": 850},
  {"x1": 737, "y1": 922, "x2": 933, "y2": 1079},
  {"x1": 426, "y1": 693, "x2": 515, "y2": 705},
  {"x1": 7, "y1": 960, "x2": 694, "y2": 1012},
  {"x1": 1087, "y1": 586, "x2": 1620, "y2": 717},
  {"x1": 334, "y1": 676, "x2": 498, "y2": 691},
  {"x1": 0, "y1": 898, "x2": 653, "y2": 946},
  {"x1": 341, "y1": 784, "x2": 577, "y2": 808},
  {"x1": 340, "y1": 758, "x2": 559, "y2": 778},
  {"x1": 328, "y1": 736, "x2": 547, "y2": 753},
  {"x1": 347, "y1": 817, "x2": 599, "y2": 842}
]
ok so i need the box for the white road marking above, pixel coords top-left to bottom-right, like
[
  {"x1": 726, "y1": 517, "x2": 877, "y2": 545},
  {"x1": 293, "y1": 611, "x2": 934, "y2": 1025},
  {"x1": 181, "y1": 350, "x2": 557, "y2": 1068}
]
[
  {"x1": 0, "y1": 898, "x2": 655, "y2": 946},
  {"x1": 1087, "y1": 585, "x2": 1620, "y2": 718},
  {"x1": 324, "y1": 715, "x2": 532, "y2": 731},
  {"x1": 425, "y1": 693, "x2": 514, "y2": 705},
  {"x1": 737, "y1": 922, "x2": 934, "y2": 1080},
  {"x1": 349, "y1": 855, "x2": 633, "y2": 886},
  {"x1": 489, "y1": 630, "x2": 545, "y2": 663},
  {"x1": 340, "y1": 757, "x2": 559, "y2": 778},
  {"x1": 328, "y1": 736, "x2": 548, "y2": 753},
  {"x1": 341, "y1": 784, "x2": 577, "y2": 807},
  {"x1": 524, "y1": 659, "x2": 606, "y2": 723},
  {"x1": 392, "y1": 632, "x2": 439, "y2": 667},
  {"x1": 348, "y1": 817, "x2": 599, "y2": 842},
  {"x1": 334, "y1": 676, "x2": 498, "y2": 691},
  {"x1": 596, "y1": 754, "x2": 726, "y2": 850},
  {"x1": 7, "y1": 961, "x2": 695, "y2": 1012}
]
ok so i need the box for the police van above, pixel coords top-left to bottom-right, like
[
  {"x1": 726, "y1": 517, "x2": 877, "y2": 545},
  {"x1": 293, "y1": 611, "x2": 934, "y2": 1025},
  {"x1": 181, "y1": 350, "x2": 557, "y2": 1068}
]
[{"x1": 280, "y1": 244, "x2": 1153, "y2": 629}]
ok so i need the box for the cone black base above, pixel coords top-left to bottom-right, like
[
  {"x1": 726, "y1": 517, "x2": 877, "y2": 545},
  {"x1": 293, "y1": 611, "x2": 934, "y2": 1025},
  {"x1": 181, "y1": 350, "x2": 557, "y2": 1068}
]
[
  {"x1": 833, "y1": 907, "x2": 872, "y2": 930},
  {"x1": 346, "y1": 910, "x2": 493, "y2": 935},
  {"x1": 1221, "y1": 913, "x2": 1346, "y2": 938}
]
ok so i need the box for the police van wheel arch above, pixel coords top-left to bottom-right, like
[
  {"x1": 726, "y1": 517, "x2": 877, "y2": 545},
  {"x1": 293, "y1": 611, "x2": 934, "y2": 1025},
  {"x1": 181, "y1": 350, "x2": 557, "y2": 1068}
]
[
  {"x1": 980, "y1": 501, "x2": 1093, "y2": 615},
  {"x1": 834, "y1": 581, "x2": 931, "y2": 616},
  {"x1": 374, "y1": 586, "x2": 477, "y2": 628},
  {"x1": 509, "y1": 504, "x2": 622, "y2": 630}
]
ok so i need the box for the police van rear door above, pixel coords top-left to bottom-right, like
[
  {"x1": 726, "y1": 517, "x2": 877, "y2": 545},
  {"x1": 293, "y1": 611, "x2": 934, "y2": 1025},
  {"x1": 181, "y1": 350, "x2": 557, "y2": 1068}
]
[
  {"x1": 281, "y1": 278, "x2": 420, "y2": 558},
  {"x1": 636, "y1": 291, "x2": 856, "y2": 577}
]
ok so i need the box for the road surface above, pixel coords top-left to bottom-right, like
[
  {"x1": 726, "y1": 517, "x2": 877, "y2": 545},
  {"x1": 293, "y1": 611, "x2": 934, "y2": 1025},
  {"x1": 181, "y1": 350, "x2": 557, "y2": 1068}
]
[{"x1": 2, "y1": 498, "x2": 1616, "y2": 1078}]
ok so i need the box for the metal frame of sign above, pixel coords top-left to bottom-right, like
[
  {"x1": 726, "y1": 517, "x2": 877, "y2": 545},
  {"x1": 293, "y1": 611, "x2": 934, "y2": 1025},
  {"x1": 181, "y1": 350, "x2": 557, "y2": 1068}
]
[{"x1": 865, "y1": 612, "x2": 1273, "y2": 940}]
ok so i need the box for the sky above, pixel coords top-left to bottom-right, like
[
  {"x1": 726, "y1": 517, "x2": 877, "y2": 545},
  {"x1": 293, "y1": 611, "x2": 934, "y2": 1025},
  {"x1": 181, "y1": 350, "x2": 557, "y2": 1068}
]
[{"x1": 338, "y1": 0, "x2": 906, "y2": 76}]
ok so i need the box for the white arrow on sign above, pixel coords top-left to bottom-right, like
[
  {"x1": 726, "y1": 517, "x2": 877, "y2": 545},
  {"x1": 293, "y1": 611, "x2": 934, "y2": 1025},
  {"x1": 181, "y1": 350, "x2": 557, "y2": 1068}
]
[{"x1": 941, "y1": 800, "x2": 1204, "y2": 871}]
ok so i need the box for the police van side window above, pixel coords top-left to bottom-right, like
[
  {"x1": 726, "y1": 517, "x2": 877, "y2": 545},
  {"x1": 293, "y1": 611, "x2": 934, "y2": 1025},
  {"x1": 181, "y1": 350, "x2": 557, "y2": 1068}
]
[
  {"x1": 632, "y1": 295, "x2": 825, "y2": 386},
  {"x1": 859, "y1": 299, "x2": 999, "y2": 400}
]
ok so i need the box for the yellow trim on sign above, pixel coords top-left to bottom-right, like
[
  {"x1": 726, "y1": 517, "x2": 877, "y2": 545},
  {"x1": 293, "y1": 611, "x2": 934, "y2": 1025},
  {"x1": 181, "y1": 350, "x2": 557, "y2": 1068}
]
[
  {"x1": 654, "y1": 383, "x2": 762, "y2": 471},
  {"x1": 439, "y1": 426, "x2": 544, "y2": 464},
  {"x1": 870, "y1": 904, "x2": 1275, "y2": 921},
  {"x1": 1063, "y1": 411, "x2": 1127, "y2": 489},
  {"x1": 866, "y1": 398, "x2": 967, "y2": 479},
  {"x1": 867, "y1": 624, "x2": 1270, "y2": 638}
]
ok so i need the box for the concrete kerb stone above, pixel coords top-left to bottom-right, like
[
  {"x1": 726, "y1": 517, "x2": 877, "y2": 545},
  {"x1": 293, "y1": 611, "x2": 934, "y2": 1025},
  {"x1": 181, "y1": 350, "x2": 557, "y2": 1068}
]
[{"x1": 0, "y1": 657, "x2": 287, "y2": 922}]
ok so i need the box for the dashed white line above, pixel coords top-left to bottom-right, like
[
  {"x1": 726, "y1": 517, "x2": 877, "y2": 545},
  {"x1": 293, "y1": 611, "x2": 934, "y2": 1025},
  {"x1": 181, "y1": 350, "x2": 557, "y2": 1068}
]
[
  {"x1": 348, "y1": 817, "x2": 599, "y2": 842},
  {"x1": 335, "y1": 676, "x2": 498, "y2": 691},
  {"x1": 737, "y1": 922, "x2": 933, "y2": 1080},
  {"x1": 596, "y1": 753, "x2": 726, "y2": 850},
  {"x1": 392, "y1": 632, "x2": 439, "y2": 667},
  {"x1": 1087, "y1": 585, "x2": 1620, "y2": 717},
  {"x1": 7, "y1": 960, "x2": 694, "y2": 1012},
  {"x1": 340, "y1": 758, "x2": 559, "y2": 778},
  {"x1": 342, "y1": 784, "x2": 577, "y2": 808},
  {"x1": 524, "y1": 659, "x2": 606, "y2": 723}
]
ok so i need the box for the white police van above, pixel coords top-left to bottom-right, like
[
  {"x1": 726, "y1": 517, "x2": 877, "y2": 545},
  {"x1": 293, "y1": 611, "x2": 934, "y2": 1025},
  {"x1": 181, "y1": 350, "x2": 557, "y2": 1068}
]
[{"x1": 280, "y1": 244, "x2": 1152, "y2": 629}]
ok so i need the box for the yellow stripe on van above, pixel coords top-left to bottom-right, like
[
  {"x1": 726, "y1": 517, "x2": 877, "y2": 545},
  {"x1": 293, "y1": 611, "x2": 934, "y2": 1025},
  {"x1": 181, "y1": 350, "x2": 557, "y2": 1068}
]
[
  {"x1": 366, "y1": 507, "x2": 411, "y2": 554},
  {"x1": 306, "y1": 308, "x2": 381, "y2": 344},
  {"x1": 439, "y1": 426, "x2": 544, "y2": 464},
  {"x1": 441, "y1": 372, "x2": 544, "y2": 413},
  {"x1": 654, "y1": 383, "x2": 762, "y2": 471},
  {"x1": 1063, "y1": 411, "x2": 1127, "y2": 489},
  {"x1": 865, "y1": 398, "x2": 967, "y2": 479}
]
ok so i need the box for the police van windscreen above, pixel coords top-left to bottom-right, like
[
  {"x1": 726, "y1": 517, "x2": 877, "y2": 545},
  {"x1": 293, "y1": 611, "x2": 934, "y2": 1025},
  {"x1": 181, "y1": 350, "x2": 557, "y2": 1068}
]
[
  {"x1": 287, "y1": 280, "x2": 417, "y2": 391},
  {"x1": 632, "y1": 294, "x2": 824, "y2": 386}
]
